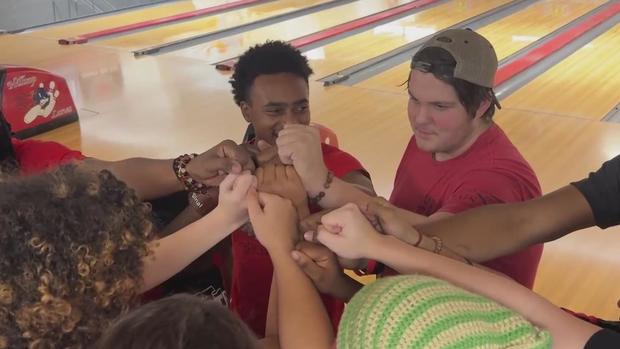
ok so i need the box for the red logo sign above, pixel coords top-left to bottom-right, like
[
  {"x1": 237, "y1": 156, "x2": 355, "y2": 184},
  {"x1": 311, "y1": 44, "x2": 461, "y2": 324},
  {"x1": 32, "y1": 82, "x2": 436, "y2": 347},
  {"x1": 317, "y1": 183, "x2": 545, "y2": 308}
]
[{"x1": 1, "y1": 66, "x2": 78, "y2": 137}]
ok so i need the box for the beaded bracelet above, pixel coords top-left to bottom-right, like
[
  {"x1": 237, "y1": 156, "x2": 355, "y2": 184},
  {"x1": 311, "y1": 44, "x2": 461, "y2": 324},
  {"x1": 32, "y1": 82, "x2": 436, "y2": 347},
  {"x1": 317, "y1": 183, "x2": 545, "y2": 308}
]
[
  {"x1": 173, "y1": 153, "x2": 209, "y2": 194},
  {"x1": 430, "y1": 235, "x2": 443, "y2": 254},
  {"x1": 308, "y1": 171, "x2": 334, "y2": 206}
]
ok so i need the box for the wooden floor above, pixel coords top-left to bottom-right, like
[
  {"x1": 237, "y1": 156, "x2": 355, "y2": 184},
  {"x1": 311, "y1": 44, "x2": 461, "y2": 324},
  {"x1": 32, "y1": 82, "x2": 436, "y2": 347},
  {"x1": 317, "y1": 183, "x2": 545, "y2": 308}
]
[
  {"x1": 357, "y1": 0, "x2": 606, "y2": 93},
  {"x1": 170, "y1": 0, "x2": 409, "y2": 62},
  {"x1": 26, "y1": 0, "x2": 235, "y2": 39},
  {"x1": 503, "y1": 23, "x2": 620, "y2": 120},
  {"x1": 3, "y1": 0, "x2": 620, "y2": 320},
  {"x1": 98, "y1": 0, "x2": 333, "y2": 51},
  {"x1": 307, "y1": 0, "x2": 513, "y2": 76}
]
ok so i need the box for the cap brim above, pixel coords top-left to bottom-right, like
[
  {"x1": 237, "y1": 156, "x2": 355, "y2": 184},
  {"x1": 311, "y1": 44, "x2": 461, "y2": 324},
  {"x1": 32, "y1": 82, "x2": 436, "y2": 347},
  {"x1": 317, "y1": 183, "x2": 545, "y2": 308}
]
[{"x1": 491, "y1": 91, "x2": 501, "y2": 109}]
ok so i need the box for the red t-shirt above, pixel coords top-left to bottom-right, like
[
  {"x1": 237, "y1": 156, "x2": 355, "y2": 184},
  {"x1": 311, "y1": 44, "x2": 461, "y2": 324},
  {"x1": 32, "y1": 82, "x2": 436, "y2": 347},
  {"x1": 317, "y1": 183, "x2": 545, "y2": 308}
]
[
  {"x1": 11, "y1": 138, "x2": 84, "y2": 175},
  {"x1": 230, "y1": 143, "x2": 366, "y2": 337},
  {"x1": 389, "y1": 124, "x2": 543, "y2": 289}
]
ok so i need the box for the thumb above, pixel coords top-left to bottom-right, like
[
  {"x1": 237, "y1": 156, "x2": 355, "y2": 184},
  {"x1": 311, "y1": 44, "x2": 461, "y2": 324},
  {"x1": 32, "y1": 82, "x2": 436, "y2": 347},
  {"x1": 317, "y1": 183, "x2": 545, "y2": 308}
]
[
  {"x1": 366, "y1": 201, "x2": 392, "y2": 224},
  {"x1": 230, "y1": 173, "x2": 255, "y2": 197},
  {"x1": 300, "y1": 218, "x2": 319, "y2": 234},
  {"x1": 317, "y1": 212, "x2": 342, "y2": 234},
  {"x1": 291, "y1": 250, "x2": 323, "y2": 280},
  {"x1": 256, "y1": 145, "x2": 279, "y2": 165},
  {"x1": 219, "y1": 173, "x2": 239, "y2": 192},
  {"x1": 315, "y1": 227, "x2": 342, "y2": 253},
  {"x1": 257, "y1": 139, "x2": 272, "y2": 151},
  {"x1": 204, "y1": 157, "x2": 242, "y2": 176}
]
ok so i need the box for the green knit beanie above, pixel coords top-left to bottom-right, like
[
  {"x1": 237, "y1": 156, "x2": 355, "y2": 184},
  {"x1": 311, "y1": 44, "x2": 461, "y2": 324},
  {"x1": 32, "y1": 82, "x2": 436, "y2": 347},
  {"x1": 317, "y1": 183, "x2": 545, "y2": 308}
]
[{"x1": 337, "y1": 275, "x2": 552, "y2": 349}]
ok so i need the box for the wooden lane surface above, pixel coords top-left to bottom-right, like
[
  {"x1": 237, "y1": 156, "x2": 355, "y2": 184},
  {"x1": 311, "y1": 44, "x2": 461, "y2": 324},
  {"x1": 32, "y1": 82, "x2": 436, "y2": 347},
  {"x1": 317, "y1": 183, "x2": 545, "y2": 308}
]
[
  {"x1": 304, "y1": 0, "x2": 511, "y2": 77},
  {"x1": 355, "y1": 0, "x2": 606, "y2": 94},
  {"x1": 26, "y1": 0, "x2": 235, "y2": 40},
  {"x1": 168, "y1": 0, "x2": 413, "y2": 63},
  {"x1": 502, "y1": 22, "x2": 620, "y2": 120},
  {"x1": 98, "y1": 0, "x2": 332, "y2": 51}
]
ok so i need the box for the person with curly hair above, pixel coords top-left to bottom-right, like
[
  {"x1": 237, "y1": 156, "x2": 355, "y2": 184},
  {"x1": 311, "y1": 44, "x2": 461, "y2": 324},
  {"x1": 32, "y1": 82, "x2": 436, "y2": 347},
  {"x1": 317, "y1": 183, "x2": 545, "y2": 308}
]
[{"x1": 0, "y1": 164, "x2": 255, "y2": 348}]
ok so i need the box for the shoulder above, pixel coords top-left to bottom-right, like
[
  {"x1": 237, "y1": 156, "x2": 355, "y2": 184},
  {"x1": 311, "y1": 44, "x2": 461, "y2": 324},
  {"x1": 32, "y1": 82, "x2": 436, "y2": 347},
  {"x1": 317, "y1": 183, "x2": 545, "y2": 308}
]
[
  {"x1": 13, "y1": 138, "x2": 84, "y2": 174},
  {"x1": 321, "y1": 143, "x2": 368, "y2": 179}
]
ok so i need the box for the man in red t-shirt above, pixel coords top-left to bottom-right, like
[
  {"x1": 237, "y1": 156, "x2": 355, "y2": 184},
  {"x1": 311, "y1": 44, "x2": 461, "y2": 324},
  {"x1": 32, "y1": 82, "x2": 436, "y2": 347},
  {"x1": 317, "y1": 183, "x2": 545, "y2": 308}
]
[
  {"x1": 140, "y1": 42, "x2": 374, "y2": 336},
  {"x1": 278, "y1": 30, "x2": 543, "y2": 303},
  {"x1": 386, "y1": 29, "x2": 542, "y2": 288},
  {"x1": 227, "y1": 41, "x2": 373, "y2": 336}
]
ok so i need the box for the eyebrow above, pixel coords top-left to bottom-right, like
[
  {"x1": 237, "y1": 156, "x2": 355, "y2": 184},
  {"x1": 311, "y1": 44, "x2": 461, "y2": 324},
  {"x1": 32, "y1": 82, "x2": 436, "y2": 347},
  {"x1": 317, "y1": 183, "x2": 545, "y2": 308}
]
[
  {"x1": 263, "y1": 99, "x2": 309, "y2": 108},
  {"x1": 407, "y1": 89, "x2": 456, "y2": 105}
]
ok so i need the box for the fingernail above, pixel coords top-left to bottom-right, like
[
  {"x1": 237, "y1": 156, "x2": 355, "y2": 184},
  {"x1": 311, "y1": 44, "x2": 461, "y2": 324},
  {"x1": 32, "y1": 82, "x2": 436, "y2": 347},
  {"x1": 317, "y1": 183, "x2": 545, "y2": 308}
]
[
  {"x1": 291, "y1": 251, "x2": 299, "y2": 260},
  {"x1": 304, "y1": 232, "x2": 313, "y2": 241}
]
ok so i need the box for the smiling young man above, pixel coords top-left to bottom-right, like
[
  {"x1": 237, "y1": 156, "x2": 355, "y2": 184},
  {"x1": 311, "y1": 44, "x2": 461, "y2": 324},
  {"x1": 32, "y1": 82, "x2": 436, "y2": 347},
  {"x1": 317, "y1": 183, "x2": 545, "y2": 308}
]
[{"x1": 228, "y1": 40, "x2": 373, "y2": 337}]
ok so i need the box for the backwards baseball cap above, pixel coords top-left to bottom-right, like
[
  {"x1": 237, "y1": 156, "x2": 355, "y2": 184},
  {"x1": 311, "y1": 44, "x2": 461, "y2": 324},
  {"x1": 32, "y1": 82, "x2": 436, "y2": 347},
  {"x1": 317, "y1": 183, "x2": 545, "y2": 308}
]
[{"x1": 412, "y1": 28, "x2": 501, "y2": 109}]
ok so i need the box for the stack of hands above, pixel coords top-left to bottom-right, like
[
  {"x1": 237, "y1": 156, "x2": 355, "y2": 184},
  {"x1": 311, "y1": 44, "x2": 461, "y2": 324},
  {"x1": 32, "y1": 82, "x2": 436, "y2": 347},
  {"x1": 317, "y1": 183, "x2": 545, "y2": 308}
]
[{"x1": 184, "y1": 124, "x2": 423, "y2": 296}]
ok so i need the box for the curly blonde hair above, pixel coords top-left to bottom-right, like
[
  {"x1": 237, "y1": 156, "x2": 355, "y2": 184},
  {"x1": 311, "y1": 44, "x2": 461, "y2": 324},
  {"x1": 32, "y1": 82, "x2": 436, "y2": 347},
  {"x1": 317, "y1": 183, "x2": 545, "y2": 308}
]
[{"x1": 0, "y1": 165, "x2": 154, "y2": 348}]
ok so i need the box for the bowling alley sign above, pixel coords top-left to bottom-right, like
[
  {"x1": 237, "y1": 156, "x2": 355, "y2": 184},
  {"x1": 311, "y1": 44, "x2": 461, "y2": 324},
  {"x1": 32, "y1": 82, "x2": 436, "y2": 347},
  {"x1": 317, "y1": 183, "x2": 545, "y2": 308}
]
[{"x1": 0, "y1": 65, "x2": 78, "y2": 138}]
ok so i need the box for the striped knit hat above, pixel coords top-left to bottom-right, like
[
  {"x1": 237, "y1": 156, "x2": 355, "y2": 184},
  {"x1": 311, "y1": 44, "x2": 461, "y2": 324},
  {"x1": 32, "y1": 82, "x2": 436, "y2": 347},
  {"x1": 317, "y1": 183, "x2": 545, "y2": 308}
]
[{"x1": 337, "y1": 275, "x2": 552, "y2": 349}]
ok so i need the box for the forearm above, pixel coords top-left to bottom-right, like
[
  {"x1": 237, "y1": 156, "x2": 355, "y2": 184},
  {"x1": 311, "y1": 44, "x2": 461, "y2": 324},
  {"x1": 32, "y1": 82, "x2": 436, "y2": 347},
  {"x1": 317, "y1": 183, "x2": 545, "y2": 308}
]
[
  {"x1": 413, "y1": 204, "x2": 530, "y2": 262},
  {"x1": 85, "y1": 158, "x2": 182, "y2": 200},
  {"x1": 265, "y1": 275, "x2": 278, "y2": 338},
  {"x1": 295, "y1": 202, "x2": 311, "y2": 221},
  {"x1": 370, "y1": 235, "x2": 599, "y2": 348},
  {"x1": 270, "y1": 248, "x2": 333, "y2": 349},
  {"x1": 261, "y1": 276, "x2": 281, "y2": 348},
  {"x1": 141, "y1": 209, "x2": 238, "y2": 292},
  {"x1": 412, "y1": 233, "x2": 477, "y2": 266},
  {"x1": 257, "y1": 337, "x2": 280, "y2": 349},
  {"x1": 415, "y1": 186, "x2": 595, "y2": 262},
  {"x1": 159, "y1": 206, "x2": 204, "y2": 237},
  {"x1": 307, "y1": 177, "x2": 371, "y2": 209},
  {"x1": 332, "y1": 274, "x2": 364, "y2": 302}
]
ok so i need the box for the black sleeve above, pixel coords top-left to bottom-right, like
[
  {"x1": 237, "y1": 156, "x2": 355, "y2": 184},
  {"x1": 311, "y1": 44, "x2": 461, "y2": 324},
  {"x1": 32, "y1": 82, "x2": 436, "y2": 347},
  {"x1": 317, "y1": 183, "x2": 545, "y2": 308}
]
[
  {"x1": 584, "y1": 329, "x2": 620, "y2": 349},
  {"x1": 571, "y1": 155, "x2": 620, "y2": 229}
]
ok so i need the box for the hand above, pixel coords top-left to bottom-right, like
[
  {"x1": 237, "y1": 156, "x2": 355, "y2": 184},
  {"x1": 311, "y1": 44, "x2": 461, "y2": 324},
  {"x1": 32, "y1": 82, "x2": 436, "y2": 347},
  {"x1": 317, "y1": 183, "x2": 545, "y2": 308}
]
[
  {"x1": 291, "y1": 241, "x2": 352, "y2": 298},
  {"x1": 243, "y1": 140, "x2": 283, "y2": 167},
  {"x1": 247, "y1": 190, "x2": 299, "y2": 253},
  {"x1": 313, "y1": 203, "x2": 382, "y2": 260},
  {"x1": 276, "y1": 125, "x2": 328, "y2": 193},
  {"x1": 256, "y1": 164, "x2": 307, "y2": 210},
  {"x1": 188, "y1": 140, "x2": 255, "y2": 186},
  {"x1": 299, "y1": 209, "x2": 365, "y2": 269},
  {"x1": 363, "y1": 197, "x2": 422, "y2": 246},
  {"x1": 213, "y1": 171, "x2": 256, "y2": 227},
  {"x1": 299, "y1": 208, "x2": 333, "y2": 233}
]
